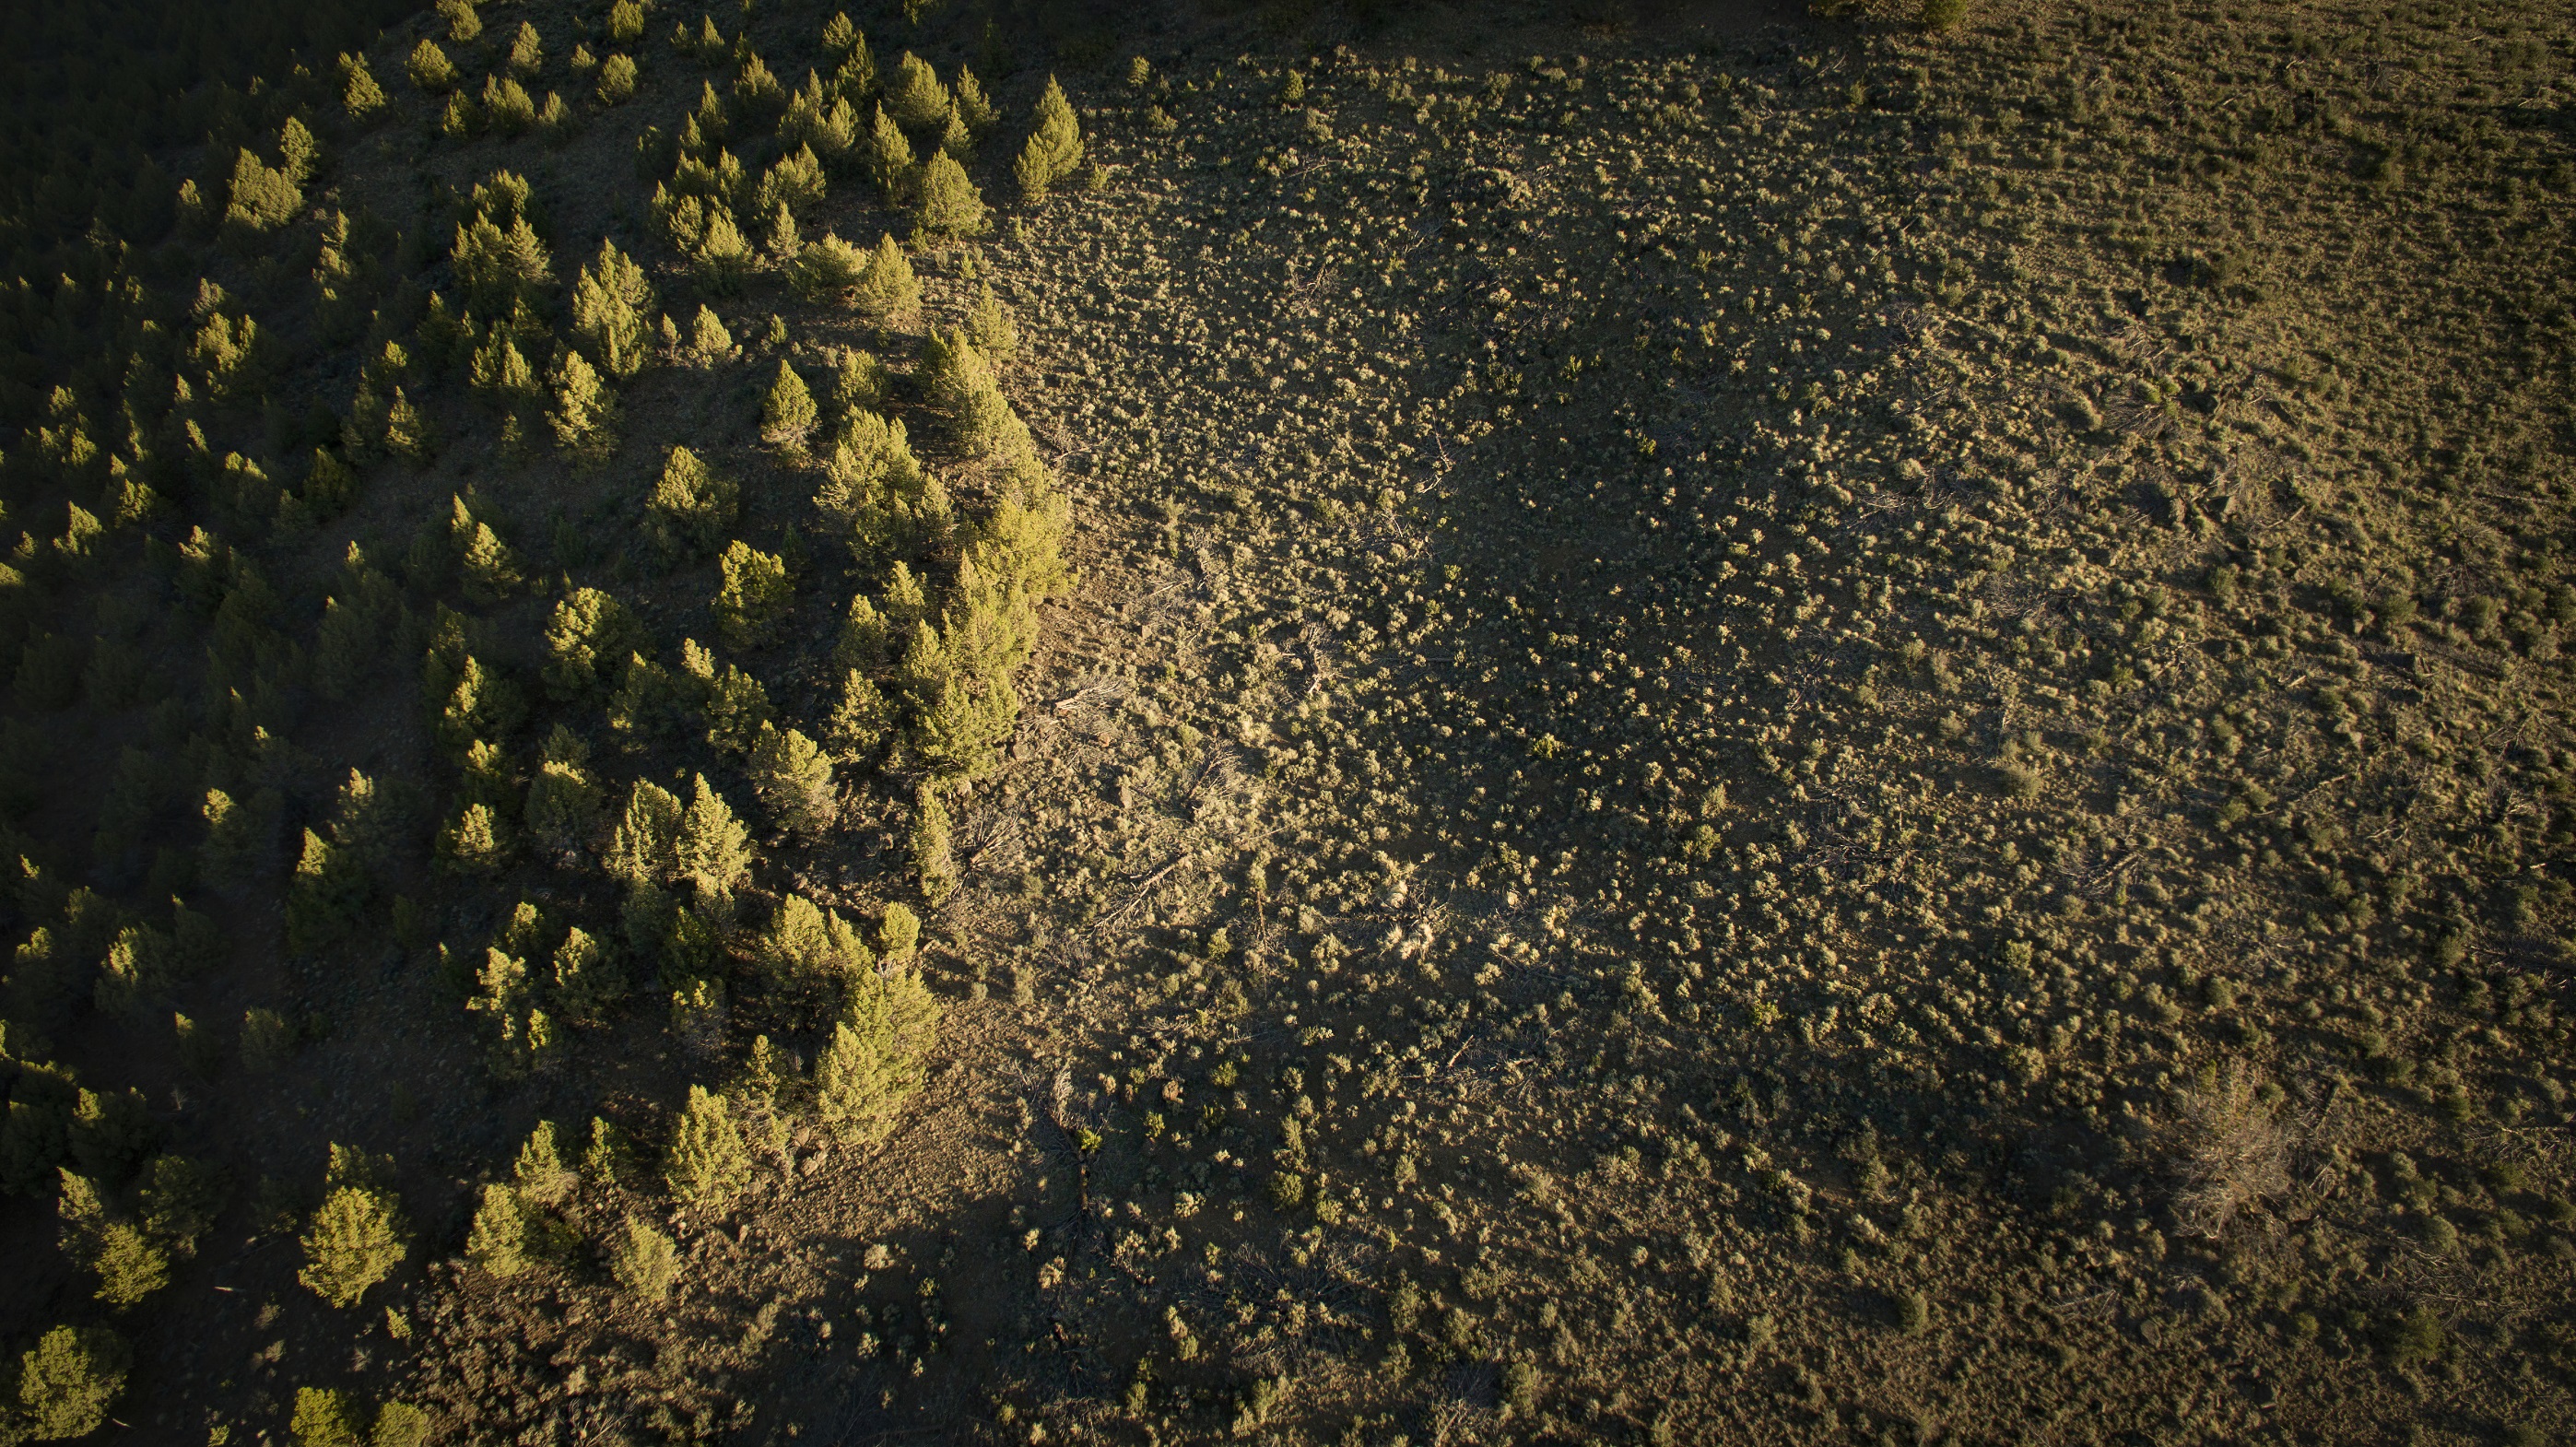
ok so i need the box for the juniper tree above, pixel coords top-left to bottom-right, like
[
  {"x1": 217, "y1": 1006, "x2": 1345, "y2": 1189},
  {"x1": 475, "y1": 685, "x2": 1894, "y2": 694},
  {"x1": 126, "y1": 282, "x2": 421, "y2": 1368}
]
[
  {"x1": 664, "y1": 1084, "x2": 750, "y2": 1209},
  {"x1": 543, "y1": 588, "x2": 643, "y2": 699},
  {"x1": 646, "y1": 445, "x2": 736, "y2": 557},
  {"x1": 465, "y1": 1183, "x2": 529, "y2": 1276},
  {"x1": 483, "y1": 75, "x2": 538, "y2": 135},
  {"x1": 15, "y1": 1325, "x2": 130, "y2": 1440},
  {"x1": 688, "y1": 305, "x2": 736, "y2": 363},
  {"x1": 571, "y1": 240, "x2": 655, "y2": 378},
  {"x1": 853, "y1": 232, "x2": 919, "y2": 326},
  {"x1": 966, "y1": 282, "x2": 1018, "y2": 359},
  {"x1": 912, "y1": 151, "x2": 988, "y2": 240},
  {"x1": 886, "y1": 53, "x2": 951, "y2": 130},
  {"x1": 909, "y1": 783, "x2": 956, "y2": 903},
  {"x1": 712, "y1": 541, "x2": 792, "y2": 649},
  {"x1": 523, "y1": 747, "x2": 605, "y2": 863},
  {"x1": 285, "y1": 829, "x2": 369, "y2": 953},
  {"x1": 865, "y1": 105, "x2": 913, "y2": 198},
  {"x1": 828, "y1": 669, "x2": 892, "y2": 758},
  {"x1": 547, "y1": 348, "x2": 616, "y2": 458},
  {"x1": 136, "y1": 1154, "x2": 221, "y2": 1256},
  {"x1": 696, "y1": 656, "x2": 774, "y2": 757},
  {"x1": 936, "y1": 105, "x2": 972, "y2": 160},
  {"x1": 343, "y1": 53, "x2": 388, "y2": 119},
  {"x1": 299, "y1": 1176, "x2": 407, "y2": 1307},
  {"x1": 290, "y1": 1388, "x2": 364, "y2": 1447},
  {"x1": 548, "y1": 925, "x2": 622, "y2": 1022},
  {"x1": 608, "y1": 0, "x2": 644, "y2": 41},
  {"x1": 408, "y1": 39, "x2": 457, "y2": 92},
  {"x1": 520, "y1": 741, "x2": 605, "y2": 854},
  {"x1": 676, "y1": 774, "x2": 752, "y2": 906},
  {"x1": 762, "y1": 201, "x2": 801, "y2": 268},
  {"x1": 759, "y1": 894, "x2": 872, "y2": 995},
  {"x1": 822, "y1": 11, "x2": 858, "y2": 56},
  {"x1": 609, "y1": 1215, "x2": 678, "y2": 1300},
  {"x1": 955, "y1": 66, "x2": 998, "y2": 134},
  {"x1": 604, "y1": 779, "x2": 685, "y2": 886},
  {"x1": 793, "y1": 231, "x2": 869, "y2": 300},
  {"x1": 453, "y1": 214, "x2": 553, "y2": 312},
  {"x1": 836, "y1": 593, "x2": 891, "y2": 668},
  {"x1": 816, "y1": 957, "x2": 939, "y2": 1142},
  {"x1": 597, "y1": 53, "x2": 639, "y2": 104},
  {"x1": 748, "y1": 724, "x2": 837, "y2": 834},
  {"x1": 834, "y1": 25, "x2": 877, "y2": 96},
  {"x1": 437, "y1": 803, "x2": 508, "y2": 875},
  {"x1": 1014, "y1": 76, "x2": 1084, "y2": 198},
  {"x1": 328, "y1": 769, "x2": 394, "y2": 870},
  {"x1": 758, "y1": 145, "x2": 828, "y2": 217},
  {"x1": 693, "y1": 212, "x2": 755, "y2": 293},
  {"x1": 761, "y1": 361, "x2": 817, "y2": 448},
  {"x1": 508, "y1": 21, "x2": 544, "y2": 78}
]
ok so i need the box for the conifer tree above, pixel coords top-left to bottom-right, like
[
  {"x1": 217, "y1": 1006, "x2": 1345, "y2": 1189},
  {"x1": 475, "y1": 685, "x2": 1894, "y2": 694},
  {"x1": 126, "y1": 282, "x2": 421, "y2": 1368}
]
[
  {"x1": 688, "y1": 305, "x2": 736, "y2": 363},
  {"x1": 604, "y1": 779, "x2": 685, "y2": 886},
  {"x1": 571, "y1": 240, "x2": 655, "y2": 378},
  {"x1": 597, "y1": 53, "x2": 639, "y2": 105},
  {"x1": 484, "y1": 75, "x2": 539, "y2": 135},
  {"x1": 954, "y1": 66, "x2": 998, "y2": 135},
  {"x1": 343, "y1": 53, "x2": 389, "y2": 120},
  {"x1": 693, "y1": 212, "x2": 755, "y2": 294},
  {"x1": 886, "y1": 53, "x2": 952, "y2": 130},
  {"x1": 761, "y1": 362, "x2": 817, "y2": 449},
  {"x1": 328, "y1": 769, "x2": 394, "y2": 871},
  {"x1": 748, "y1": 724, "x2": 837, "y2": 835},
  {"x1": 759, "y1": 893, "x2": 872, "y2": 994},
  {"x1": 676, "y1": 775, "x2": 752, "y2": 905},
  {"x1": 828, "y1": 669, "x2": 891, "y2": 758},
  {"x1": 910, "y1": 783, "x2": 956, "y2": 903},
  {"x1": 912, "y1": 151, "x2": 988, "y2": 240},
  {"x1": 384, "y1": 388, "x2": 432, "y2": 461},
  {"x1": 453, "y1": 215, "x2": 553, "y2": 312},
  {"x1": 14, "y1": 1326, "x2": 129, "y2": 1440},
  {"x1": 298, "y1": 1178, "x2": 407, "y2": 1307},
  {"x1": 646, "y1": 445, "x2": 736, "y2": 557},
  {"x1": 763, "y1": 201, "x2": 802, "y2": 268},
  {"x1": 508, "y1": 21, "x2": 544, "y2": 78},
  {"x1": 967, "y1": 282, "x2": 1019, "y2": 359},
  {"x1": 609, "y1": 1215, "x2": 678, "y2": 1300},
  {"x1": 547, "y1": 349, "x2": 616, "y2": 458},
  {"x1": 524, "y1": 753, "x2": 601, "y2": 865},
  {"x1": 465, "y1": 1183, "x2": 528, "y2": 1276},
  {"x1": 1014, "y1": 76, "x2": 1085, "y2": 199},
  {"x1": 835, "y1": 593, "x2": 891, "y2": 668},
  {"x1": 280, "y1": 117, "x2": 320, "y2": 187},
  {"x1": 712, "y1": 541, "x2": 792, "y2": 649},
  {"x1": 452, "y1": 499, "x2": 523, "y2": 604},
  {"x1": 285, "y1": 829, "x2": 369, "y2": 953},
  {"x1": 834, "y1": 27, "x2": 877, "y2": 97},
  {"x1": 699, "y1": 660, "x2": 774, "y2": 756},
  {"x1": 852, "y1": 232, "x2": 919, "y2": 326},
  {"x1": 815, "y1": 959, "x2": 940, "y2": 1142},
  {"x1": 437, "y1": 803, "x2": 509, "y2": 875},
  {"x1": 792, "y1": 231, "x2": 869, "y2": 301},
  {"x1": 936, "y1": 104, "x2": 972, "y2": 160},
  {"x1": 407, "y1": 39, "x2": 458, "y2": 93},
  {"x1": 758, "y1": 145, "x2": 829, "y2": 217},
  {"x1": 822, "y1": 11, "x2": 858, "y2": 56},
  {"x1": 544, "y1": 588, "x2": 643, "y2": 699},
  {"x1": 865, "y1": 105, "x2": 914, "y2": 198},
  {"x1": 515, "y1": 1121, "x2": 577, "y2": 1206},
  {"x1": 663, "y1": 1085, "x2": 749, "y2": 1209},
  {"x1": 290, "y1": 1388, "x2": 363, "y2": 1447},
  {"x1": 549, "y1": 925, "x2": 623, "y2": 1022}
]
